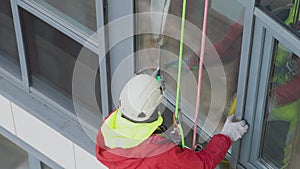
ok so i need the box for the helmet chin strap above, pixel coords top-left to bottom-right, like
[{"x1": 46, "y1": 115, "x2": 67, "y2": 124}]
[{"x1": 121, "y1": 112, "x2": 160, "y2": 123}]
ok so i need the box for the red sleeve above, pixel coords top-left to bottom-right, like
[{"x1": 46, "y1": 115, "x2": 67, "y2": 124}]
[
  {"x1": 195, "y1": 134, "x2": 232, "y2": 169},
  {"x1": 158, "y1": 134, "x2": 232, "y2": 169},
  {"x1": 274, "y1": 74, "x2": 300, "y2": 105}
]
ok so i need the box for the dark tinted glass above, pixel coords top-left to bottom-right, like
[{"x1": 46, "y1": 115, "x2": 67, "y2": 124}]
[
  {"x1": 135, "y1": 0, "x2": 245, "y2": 136},
  {"x1": 41, "y1": 162, "x2": 52, "y2": 169},
  {"x1": 0, "y1": 134, "x2": 29, "y2": 169},
  {"x1": 20, "y1": 9, "x2": 101, "y2": 118},
  {"x1": 0, "y1": 0, "x2": 21, "y2": 77},
  {"x1": 261, "y1": 40, "x2": 300, "y2": 168},
  {"x1": 259, "y1": 0, "x2": 300, "y2": 37}
]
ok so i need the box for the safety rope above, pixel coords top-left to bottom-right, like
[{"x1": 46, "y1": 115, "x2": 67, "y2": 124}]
[
  {"x1": 174, "y1": 0, "x2": 187, "y2": 148},
  {"x1": 192, "y1": 0, "x2": 210, "y2": 149}
]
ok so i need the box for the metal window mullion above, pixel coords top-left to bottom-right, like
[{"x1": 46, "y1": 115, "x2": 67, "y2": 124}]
[
  {"x1": 239, "y1": 18, "x2": 266, "y2": 166},
  {"x1": 95, "y1": 0, "x2": 109, "y2": 118},
  {"x1": 234, "y1": 0, "x2": 256, "y2": 127},
  {"x1": 17, "y1": 0, "x2": 98, "y2": 54},
  {"x1": 249, "y1": 30, "x2": 274, "y2": 165},
  {"x1": 29, "y1": 87, "x2": 79, "y2": 123},
  {"x1": 251, "y1": 160, "x2": 269, "y2": 169},
  {"x1": 238, "y1": 0, "x2": 255, "y2": 7},
  {"x1": 0, "y1": 66, "x2": 22, "y2": 88},
  {"x1": 28, "y1": 154, "x2": 42, "y2": 169},
  {"x1": 107, "y1": 0, "x2": 134, "y2": 111},
  {"x1": 230, "y1": 0, "x2": 256, "y2": 167},
  {"x1": 238, "y1": 161, "x2": 257, "y2": 169},
  {"x1": 254, "y1": 8, "x2": 300, "y2": 55},
  {"x1": 10, "y1": 0, "x2": 30, "y2": 92}
]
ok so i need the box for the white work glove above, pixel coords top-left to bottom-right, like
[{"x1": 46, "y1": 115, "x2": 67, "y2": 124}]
[{"x1": 220, "y1": 115, "x2": 248, "y2": 141}]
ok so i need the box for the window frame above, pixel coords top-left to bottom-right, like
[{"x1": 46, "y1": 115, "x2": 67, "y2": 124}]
[
  {"x1": 239, "y1": 7, "x2": 300, "y2": 169},
  {"x1": 0, "y1": 126, "x2": 63, "y2": 169},
  {"x1": 106, "y1": 0, "x2": 135, "y2": 115},
  {"x1": 0, "y1": 0, "x2": 109, "y2": 160},
  {"x1": 0, "y1": 0, "x2": 25, "y2": 87},
  {"x1": 11, "y1": 0, "x2": 110, "y2": 123}
]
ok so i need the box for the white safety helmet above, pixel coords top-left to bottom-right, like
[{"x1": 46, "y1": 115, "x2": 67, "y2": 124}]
[{"x1": 119, "y1": 74, "x2": 163, "y2": 122}]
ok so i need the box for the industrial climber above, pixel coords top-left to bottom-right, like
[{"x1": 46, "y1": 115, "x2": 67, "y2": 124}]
[{"x1": 96, "y1": 74, "x2": 248, "y2": 169}]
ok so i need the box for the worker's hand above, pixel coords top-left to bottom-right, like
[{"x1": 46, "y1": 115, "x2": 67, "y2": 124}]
[{"x1": 220, "y1": 115, "x2": 248, "y2": 141}]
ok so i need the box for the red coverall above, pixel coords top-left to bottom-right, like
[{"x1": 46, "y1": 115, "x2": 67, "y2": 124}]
[{"x1": 96, "y1": 118, "x2": 232, "y2": 169}]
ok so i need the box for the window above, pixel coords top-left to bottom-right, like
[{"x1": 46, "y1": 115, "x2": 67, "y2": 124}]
[
  {"x1": 261, "y1": 40, "x2": 300, "y2": 168},
  {"x1": 41, "y1": 162, "x2": 52, "y2": 169},
  {"x1": 0, "y1": 134, "x2": 30, "y2": 169},
  {"x1": 20, "y1": 9, "x2": 101, "y2": 123},
  {"x1": 0, "y1": 0, "x2": 21, "y2": 78},
  {"x1": 259, "y1": 0, "x2": 300, "y2": 37},
  {"x1": 30, "y1": 0, "x2": 97, "y2": 35},
  {"x1": 135, "y1": 0, "x2": 245, "y2": 139}
]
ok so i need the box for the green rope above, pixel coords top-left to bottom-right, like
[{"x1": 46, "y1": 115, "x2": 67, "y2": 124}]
[
  {"x1": 175, "y1": 0, "x2": 187, "y2": 118},
  {"x1": 178, "y1": 123, "x2": 185, "y2": 148},
  {"x1": 175, "y1": 0, "x2": 187, "y2": 148}
]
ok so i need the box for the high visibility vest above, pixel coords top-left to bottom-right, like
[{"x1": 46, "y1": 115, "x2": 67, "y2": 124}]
[
  {"x1": 101, "y1": 110, "x2": 163, "y2": 149},
  {"x1": 285, "y1": 0, "x2": 300, "y2": 26}
]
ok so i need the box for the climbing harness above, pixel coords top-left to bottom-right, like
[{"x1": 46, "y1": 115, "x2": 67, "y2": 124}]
[{"x1": 192, "y1": 0, "x2": 210, "y2": 149}]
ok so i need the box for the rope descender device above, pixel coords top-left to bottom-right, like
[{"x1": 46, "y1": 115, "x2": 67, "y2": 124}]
[{"x1": 170, "y1": 108, "x2": 184, "y2": 146}]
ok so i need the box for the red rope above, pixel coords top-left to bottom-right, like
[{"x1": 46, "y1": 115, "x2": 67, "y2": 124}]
[{"x1": 192, "y1": 0, "x2": 210, "y2": 149}]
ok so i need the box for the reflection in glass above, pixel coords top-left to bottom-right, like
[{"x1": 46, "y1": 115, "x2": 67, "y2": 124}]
[
  {"x1": 0, "y1": 0, "x2": 21, "y2": 77},
  {"x1": 0, "y1": 134, "x2": 29, "y2": 169},
  {"x1": 135, "y1": 0, "x2": 245, "y2": 138},
  {"x1": 259, "y1": 0, "x2": 300, "y2": 37},
  {"x1": 20, "y1": 9, "x2": 101, "y2": 121},
  {"x1": 262, "y1": 41, "x2": 300, "y2": 168},
  {"x1": 41, "y1": 162, "x2": 52, "y2": 169},
  {"x1": 32, "y1": 0, "x2": 96, "y2": 34}
]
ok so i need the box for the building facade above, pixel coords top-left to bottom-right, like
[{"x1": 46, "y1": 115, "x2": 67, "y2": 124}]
[{"x1": 0, "y1": 0, "x2": 299, "y2": 168}]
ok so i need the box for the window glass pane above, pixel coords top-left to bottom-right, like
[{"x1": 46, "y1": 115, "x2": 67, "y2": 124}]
[
  {"x1": 261, "y1": 40, "x2": 300, "y2": 168},
  {"x1": 0, "y1": 0, "x2": 21, "y2": 77},
  {"x1": 41, "y1": 162, "x2": 52, "y2": 169},
  {"x1": 30, "y1": 0, "x2": 96, "y2": 34},
  {"x1": 0, "y1": 134, "x2": 29, "y2": 169},
  {"x1": 20, "y1": 9, "x2": 102, "y2": 123},
  {"x1": 259, "y1": 0, "x2": 300, "y2": 37},
  {"x1": 135, "y1": 0, "x2": 245, "y2": 137}
]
